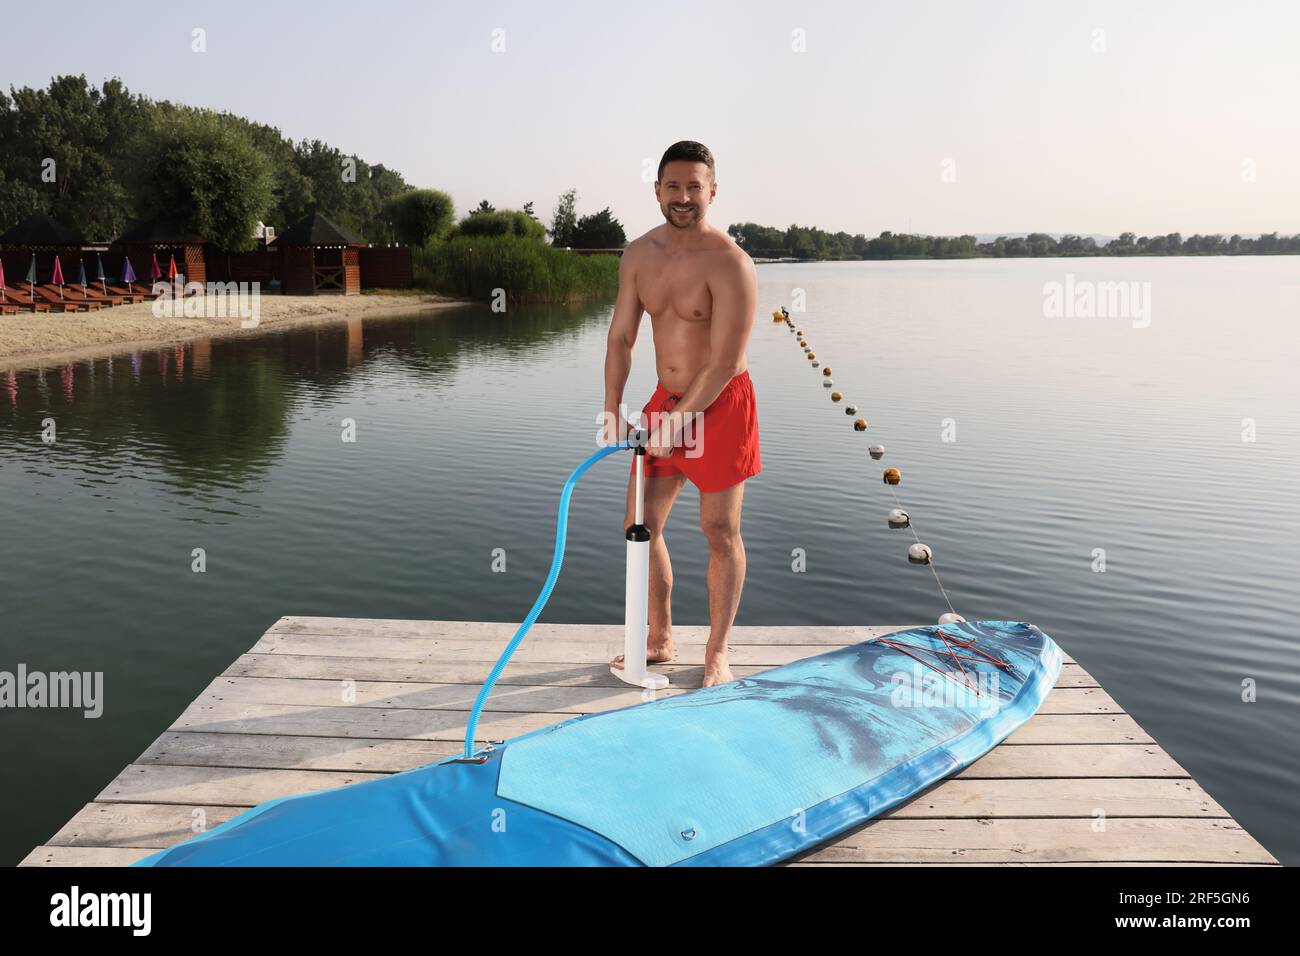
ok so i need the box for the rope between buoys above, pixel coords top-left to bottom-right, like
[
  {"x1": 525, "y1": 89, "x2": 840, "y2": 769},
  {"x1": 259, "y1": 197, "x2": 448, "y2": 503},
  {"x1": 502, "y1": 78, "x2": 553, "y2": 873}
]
[
  {"x1": 777, "y1": 309, "x2": 960, "y2": 620},
  {"x1": 887, "y1": 485, "x2": 958, "y2": 617}
]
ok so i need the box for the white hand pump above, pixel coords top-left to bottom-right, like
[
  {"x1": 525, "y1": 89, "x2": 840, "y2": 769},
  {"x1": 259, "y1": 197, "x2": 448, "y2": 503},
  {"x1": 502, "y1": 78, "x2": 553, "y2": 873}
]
[{"x1": 612, "y1": 431, "x2": 670, "y2": 689}]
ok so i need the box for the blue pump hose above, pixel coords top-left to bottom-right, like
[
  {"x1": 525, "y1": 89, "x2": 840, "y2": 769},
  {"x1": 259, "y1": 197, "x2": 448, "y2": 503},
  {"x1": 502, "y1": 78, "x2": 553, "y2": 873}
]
[{"x1": 462, "y1": 439, "x2": 636, "y2": 758}]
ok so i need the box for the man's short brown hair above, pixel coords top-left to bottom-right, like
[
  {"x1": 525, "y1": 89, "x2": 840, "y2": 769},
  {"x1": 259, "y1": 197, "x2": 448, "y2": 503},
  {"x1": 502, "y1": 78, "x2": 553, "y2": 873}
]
[{"x1": 657, "y1": 141, "x2": 715, "y2": 182}]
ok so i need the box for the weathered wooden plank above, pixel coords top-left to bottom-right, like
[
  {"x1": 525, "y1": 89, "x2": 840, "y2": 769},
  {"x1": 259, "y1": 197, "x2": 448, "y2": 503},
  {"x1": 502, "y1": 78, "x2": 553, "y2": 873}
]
[
  {"x1": 1005, "y1": 713, "x2": 1152, "y2": 745},
  {"x1": 270, "y1": 618, "x2": 1079, "y2": 663},
  {"x1": 168, "y1": 697, "x2": 1151, "y2": 744},
  {"x1": 957, "y1": 744, "x2": 1187, "y2": 779},
  {"x1": 227, "y1": 652, "x2": 1097, "y2": 688},
  {"x1": 194, "y1": 676, "x2": 687, "y2": 712},
  {"x1": 890, "y1": 777, "x2": 1228, "y2": 819},
  {"x1": 97, "y1": 765, "x2": 383, "y2": 806},
  {"x1": 137, "y1": 731, "x2": 460, "y2": 771},
  {"x1": 225, "y1": 654, "x2": 802, "y2": 686},
  {"x1": 48, "y1": 802, "x2": 244, "y2": 848},
  {"x1": 252, "y1": 631, "x2": 1078, "y2": 667},
  {"x1": 188, "y1": 676, "x2": 1118, "y2": 716},
  {"x1": 171, "y1": 699, "x2": 559, "y2": 741},
  {"x1": 269, "y1": 617, "x2": 907, "y2": 646},
  {"x1": 249, "y1": 634, "x2": 892, "y2": 667},
  {"x1": 795, "y1": 817, "x2": 1274, "y2": 864},
  {"x1": 20, "y1": 846, "x2": 155, "y2": 867}
]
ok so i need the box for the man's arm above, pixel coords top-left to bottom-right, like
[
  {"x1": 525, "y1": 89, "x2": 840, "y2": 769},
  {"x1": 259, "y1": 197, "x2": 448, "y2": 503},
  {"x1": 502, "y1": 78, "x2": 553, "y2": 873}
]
[
  {"x1": 604, "y1": 246, "x2": 644, "y2": 427},
  {"x1": 663, "y1": 252, "x2": 757, "y2": 427}
]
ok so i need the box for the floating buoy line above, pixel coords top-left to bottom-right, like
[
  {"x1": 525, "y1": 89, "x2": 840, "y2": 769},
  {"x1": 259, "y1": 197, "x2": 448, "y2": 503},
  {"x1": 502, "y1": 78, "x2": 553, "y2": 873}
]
[{"x1": 771, "y1": 306, "x2": 966, "y2": 629}]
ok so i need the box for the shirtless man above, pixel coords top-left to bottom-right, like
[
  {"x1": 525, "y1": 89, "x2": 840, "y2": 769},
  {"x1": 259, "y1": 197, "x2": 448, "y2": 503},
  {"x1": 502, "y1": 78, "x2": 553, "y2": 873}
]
[{"x1": 602, "y1": 141, "x2": 761, "y2": 688}]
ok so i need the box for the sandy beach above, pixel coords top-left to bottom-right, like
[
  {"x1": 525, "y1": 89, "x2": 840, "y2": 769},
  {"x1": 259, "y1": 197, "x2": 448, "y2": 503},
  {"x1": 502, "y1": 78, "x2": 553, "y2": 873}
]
[{"x1": 0, "y1": 292, "x2": 471, "y2": 372}]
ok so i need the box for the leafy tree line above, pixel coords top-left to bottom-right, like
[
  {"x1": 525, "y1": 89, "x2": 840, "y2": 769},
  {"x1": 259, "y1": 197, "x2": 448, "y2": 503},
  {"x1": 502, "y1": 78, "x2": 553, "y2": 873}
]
[
  {"x1": 408, "y1": 190, "x2": 625, "y2": 301},
  {"x1": 0, "y1": 75, "x2": 412, "y2": 251},
  {"x1": 729, "y1": 223, "x2": 1300, "y2": 259}
]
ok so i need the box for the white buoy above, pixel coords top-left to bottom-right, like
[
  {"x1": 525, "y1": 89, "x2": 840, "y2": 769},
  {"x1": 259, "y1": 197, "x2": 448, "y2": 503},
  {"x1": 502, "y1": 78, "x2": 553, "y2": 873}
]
[
  {"x1": 887, "y1": 509, "x2": 910, "y2": 529},
  {"x1": 908, "y1": 543, "x2": 932, "y2": 564},
  {"x1": 869, "y1": 444, "x2": 885, "y2": 459},
  {"x1": 938, "y1": 613, "x2": 966, "y2": 624},
  {"x1": 613, "y1": 440, "x2": 669, "y2": 690},
  {"x1": 823, "y1": 378, "x2": 833, "y2": 387}
]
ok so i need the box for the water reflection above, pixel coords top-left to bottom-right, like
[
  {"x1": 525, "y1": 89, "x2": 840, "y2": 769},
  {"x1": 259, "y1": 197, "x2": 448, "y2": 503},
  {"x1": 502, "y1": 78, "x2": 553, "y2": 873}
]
[{"x1": 0, "y1": 300, "x2": 609, "y2": 509}]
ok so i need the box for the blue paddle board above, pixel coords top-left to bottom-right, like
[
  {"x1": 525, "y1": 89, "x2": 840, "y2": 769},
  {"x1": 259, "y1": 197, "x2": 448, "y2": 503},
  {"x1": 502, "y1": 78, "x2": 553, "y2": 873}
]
[{"x1": 135, "y1": 620, "x2": 1060, "y2": 866}]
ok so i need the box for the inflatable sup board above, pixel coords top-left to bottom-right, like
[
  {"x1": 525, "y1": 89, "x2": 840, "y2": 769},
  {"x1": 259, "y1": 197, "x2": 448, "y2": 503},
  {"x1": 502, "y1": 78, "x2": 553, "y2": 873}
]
[{"x1": 136, "y1": 620, "x2": 1060, "y2": 867}]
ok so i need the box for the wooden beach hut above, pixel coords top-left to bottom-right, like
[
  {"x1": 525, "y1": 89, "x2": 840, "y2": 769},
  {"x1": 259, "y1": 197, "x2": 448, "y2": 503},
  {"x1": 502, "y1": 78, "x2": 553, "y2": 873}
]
[
  {"x1": 111, "y1": 219, "x2": 208, "y2": 288},
  {"x1": 274, "y1": 212, "x2": 364, "y2": 295}
]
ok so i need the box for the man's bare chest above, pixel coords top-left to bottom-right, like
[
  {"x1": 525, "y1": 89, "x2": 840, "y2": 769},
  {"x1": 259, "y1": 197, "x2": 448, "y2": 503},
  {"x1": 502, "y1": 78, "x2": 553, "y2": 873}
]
[{"x1": 637, "y1": 255, "x2": 714, "y2": 322}]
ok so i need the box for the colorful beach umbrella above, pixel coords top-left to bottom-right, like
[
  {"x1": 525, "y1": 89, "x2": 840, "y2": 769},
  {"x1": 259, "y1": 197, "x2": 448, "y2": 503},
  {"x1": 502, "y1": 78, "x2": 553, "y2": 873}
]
[
  {"x1": 121, "y1": 256, "x2": 137, "y2": 286},
  {"x1": 77, "y1": 259, "x2": 88, "y2": 289},
  {"x1": 52, "y1": 255, "x2": 65, "y2": 299},
  {"x1": 167, "y1": 254, "x2": 178, "y2": 280},
  {"x1": 0, "y1": 257, "x2": 6, "y2": 301},
  {"x1": 149, "y1": 253, "x2": 162, "y2": 283},
  {"x1": 95, "y1": 253, "x2": 107, "y2": 295},
  {"x1": 25, "y1": 254, "x2": 36, "y2": 311}
]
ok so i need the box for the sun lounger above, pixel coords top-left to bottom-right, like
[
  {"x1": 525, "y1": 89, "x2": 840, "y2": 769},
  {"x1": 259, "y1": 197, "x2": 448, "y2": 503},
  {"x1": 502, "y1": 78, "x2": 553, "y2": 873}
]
[
  {"x1": 2, "y1": 289, "x2": 54, "y2": 313},
  {"x1": 31, "y1": 286, "x2": 89, "y2": 313},
  {"x1": 103, "y1": 285, "x2": 147, "y2": 304},
  {"x1": 41, "y1": 284, "x2": 122, "y2": 308}
]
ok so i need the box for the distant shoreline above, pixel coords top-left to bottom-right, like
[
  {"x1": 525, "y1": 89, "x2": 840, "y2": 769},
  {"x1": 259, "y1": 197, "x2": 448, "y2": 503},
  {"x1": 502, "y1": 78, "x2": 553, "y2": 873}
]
[{"x1": 0, "y1": 292, "x2": 471, "y2": 373}]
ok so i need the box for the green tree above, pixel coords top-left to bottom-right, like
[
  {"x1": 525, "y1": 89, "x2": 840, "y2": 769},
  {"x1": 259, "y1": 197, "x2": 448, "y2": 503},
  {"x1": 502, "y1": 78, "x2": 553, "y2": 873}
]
[
  {"x1": 385, "y1": 189, "x2": 455, "y2": 247},
  {"x1": 130, "y1": 108, "x2": 273, "y2": 251},
  {"x1": 456, "y1": 209, "x2": 546, "y2": 240},
  {"x1": 571, "y1": 207, "x2": 626, "y2": 248},
  {"x1": 550, "y1": 188, "x2": 577, "y2": 246}
]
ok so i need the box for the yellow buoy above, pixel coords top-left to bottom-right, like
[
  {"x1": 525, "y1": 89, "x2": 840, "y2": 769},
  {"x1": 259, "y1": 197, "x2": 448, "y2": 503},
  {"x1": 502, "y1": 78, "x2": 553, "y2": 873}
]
[
  {"x1": 854, "y1": 418, "x2": 868, "y2": 431},
  {"x1": 807, "y1": 353, "x2": 816, "y2": 361},
  {"x1": 830, "y1": 391, "x2": 842, "y2": 402},
  {"x1": 883, "y1": 467, "x2": 901, "y2": 484},
  {"x1": 822, "y1": 367, "x2": 832, "y2": 377},
  {"x1": 772, "y1": 311, "x2": 785, "y2": 322}
]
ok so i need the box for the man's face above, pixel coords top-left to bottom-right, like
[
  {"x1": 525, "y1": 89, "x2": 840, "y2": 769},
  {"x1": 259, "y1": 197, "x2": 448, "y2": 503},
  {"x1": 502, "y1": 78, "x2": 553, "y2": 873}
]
[{"x1": 655, "y1": 161, "x2": 714, "y2": 228}]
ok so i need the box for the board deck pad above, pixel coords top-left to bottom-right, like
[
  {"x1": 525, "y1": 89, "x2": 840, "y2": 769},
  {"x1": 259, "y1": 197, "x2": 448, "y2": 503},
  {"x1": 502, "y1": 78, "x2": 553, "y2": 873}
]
[{"x1": 136, "y1": 620, "x2": 1061, "y2": 867}]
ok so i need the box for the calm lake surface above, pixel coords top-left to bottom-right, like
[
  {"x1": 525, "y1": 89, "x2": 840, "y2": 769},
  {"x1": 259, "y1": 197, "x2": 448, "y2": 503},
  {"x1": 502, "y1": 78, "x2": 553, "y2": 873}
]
[{"x1": 1, "y1": 257, "x2": 1297, "y2": 866}]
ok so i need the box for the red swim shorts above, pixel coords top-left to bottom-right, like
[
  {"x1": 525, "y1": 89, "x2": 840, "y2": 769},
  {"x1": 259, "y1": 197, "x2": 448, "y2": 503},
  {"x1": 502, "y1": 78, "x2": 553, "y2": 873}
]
[{"x1": 629, "y1": 370, "x2": 762, "y2": 493}]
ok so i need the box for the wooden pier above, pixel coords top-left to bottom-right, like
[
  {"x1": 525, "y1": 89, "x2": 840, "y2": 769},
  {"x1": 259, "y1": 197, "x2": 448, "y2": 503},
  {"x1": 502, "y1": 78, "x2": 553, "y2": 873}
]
[{"x1": 22, "y1": 618, "x2": 1279, "y2": 867}]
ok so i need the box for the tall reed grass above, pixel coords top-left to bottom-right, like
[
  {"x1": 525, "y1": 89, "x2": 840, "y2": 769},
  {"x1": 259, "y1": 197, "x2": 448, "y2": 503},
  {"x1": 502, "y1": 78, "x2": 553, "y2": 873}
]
[{"x1": 413, "y1": 235, "x2": 619, "y2": 302}]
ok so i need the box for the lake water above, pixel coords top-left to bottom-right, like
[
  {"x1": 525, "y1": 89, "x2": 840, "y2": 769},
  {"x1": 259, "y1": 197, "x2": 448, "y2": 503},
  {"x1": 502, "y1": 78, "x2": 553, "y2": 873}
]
[{"x1": 1, "y1": 257, "x2": 1297, "y2": 866}]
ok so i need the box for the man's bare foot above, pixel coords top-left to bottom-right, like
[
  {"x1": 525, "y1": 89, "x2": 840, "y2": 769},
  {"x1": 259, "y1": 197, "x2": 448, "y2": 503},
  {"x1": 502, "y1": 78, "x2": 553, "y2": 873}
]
[
  {"x1": 702, "y1": 644, "x2": 734, "y2": 687},
  {"x1": 610, "y1": 634, "x2": 674, "y2": 670}
]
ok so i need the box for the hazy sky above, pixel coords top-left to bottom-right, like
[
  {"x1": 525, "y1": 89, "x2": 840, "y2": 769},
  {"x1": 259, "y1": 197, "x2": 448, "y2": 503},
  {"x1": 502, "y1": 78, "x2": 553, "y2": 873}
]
[{"x1": 5, "y1": 0, "x2": 1297, "y2": 238}]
